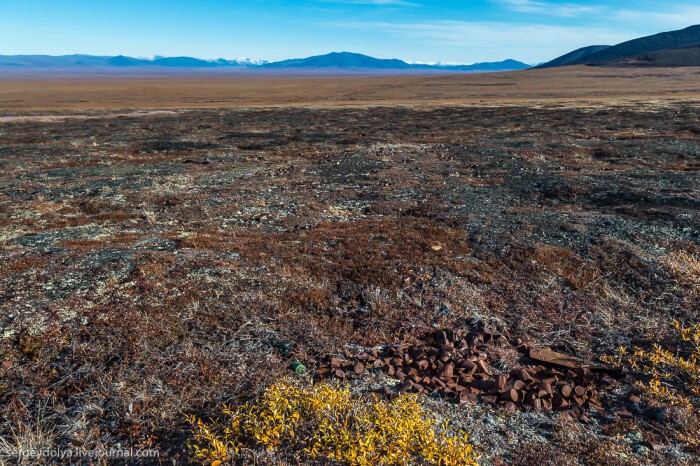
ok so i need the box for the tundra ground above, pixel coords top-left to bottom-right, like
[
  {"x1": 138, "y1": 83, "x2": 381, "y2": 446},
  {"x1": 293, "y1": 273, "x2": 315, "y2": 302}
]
[{"x1": 0, "y1": 100, "x2": 699, "y2": 464}]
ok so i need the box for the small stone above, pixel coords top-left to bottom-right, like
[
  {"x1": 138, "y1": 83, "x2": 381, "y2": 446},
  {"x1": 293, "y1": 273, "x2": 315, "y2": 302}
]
[
  {"x1": 643, "y1": 441, "x2": 665, "y2": 452},
  {"x1": 616, "y1": 407, "x2": 635, "y2": 420},
  {"x1": 634, "y1": 445, "x2": 650, "y2": 456},
  {"x1": 277, "y1": 340, "x2": 296, "y2": 355}
]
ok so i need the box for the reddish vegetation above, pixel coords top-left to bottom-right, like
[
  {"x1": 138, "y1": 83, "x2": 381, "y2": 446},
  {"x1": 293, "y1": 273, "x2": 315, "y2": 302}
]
[{"x1": 0, "y1": 102, "x2": 698, "y2": 464}]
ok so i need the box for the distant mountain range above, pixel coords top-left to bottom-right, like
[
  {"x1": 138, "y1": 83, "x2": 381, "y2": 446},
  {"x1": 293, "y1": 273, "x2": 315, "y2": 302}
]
[
  {"x1": 4, "y1": 24, "x2": 699, "y2": 75},
  {"x1": 538, "y1": 24, "x2": 700, "y2": 68},
  {"x1": 0, "y1": 55, "x2": 267, "y2": 68},
  {"x1": 261, "y1": 52, "x2": 529, "y2": 71},
  {"x1": 0, "y1": 52, "x2": 530, "y2": 72}
]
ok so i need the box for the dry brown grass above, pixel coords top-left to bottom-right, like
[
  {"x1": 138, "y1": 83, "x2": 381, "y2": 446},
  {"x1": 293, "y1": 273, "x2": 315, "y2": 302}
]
[
  {"x1": 0, "y1": 66, "x2": 698, "y2": 112},
  {"x1": 0, "y1": 101, "x2": 697, "y2": 464}
]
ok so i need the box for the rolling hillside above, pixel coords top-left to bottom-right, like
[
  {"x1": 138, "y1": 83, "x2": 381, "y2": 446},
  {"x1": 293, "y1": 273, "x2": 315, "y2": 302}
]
[{"x1": 539, "y1": 24, "x2": 700, "y2": 67}]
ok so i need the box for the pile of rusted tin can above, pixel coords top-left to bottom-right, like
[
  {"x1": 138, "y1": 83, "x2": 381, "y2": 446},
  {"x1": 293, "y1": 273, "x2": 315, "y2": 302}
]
[{"x1": 315, "y1": 328, "x2": 617, "y2": 421}]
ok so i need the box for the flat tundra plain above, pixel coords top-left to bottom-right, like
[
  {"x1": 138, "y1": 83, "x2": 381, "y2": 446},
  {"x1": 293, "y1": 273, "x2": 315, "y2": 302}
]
[
  {"x1": 0, "y1": 66, "x2": 699, "y2": 464},
  {"x1": 1, "y1": 65, "x2": 699, "y2": 110}
]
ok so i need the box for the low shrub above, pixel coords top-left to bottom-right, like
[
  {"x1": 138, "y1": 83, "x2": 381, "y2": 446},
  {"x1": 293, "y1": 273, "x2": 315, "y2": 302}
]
[
  {"x1": 187, "y1": 380, "x2": 478, "y2": 466},
  {"x1": 605, "y1": 320, "x2": 700, "y2": 417}
]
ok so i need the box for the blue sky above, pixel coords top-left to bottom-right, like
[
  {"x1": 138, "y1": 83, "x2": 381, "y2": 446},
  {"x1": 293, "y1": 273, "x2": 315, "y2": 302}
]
[{"x1": 1, "y1": 1, "x2": 699, "y2": 64}]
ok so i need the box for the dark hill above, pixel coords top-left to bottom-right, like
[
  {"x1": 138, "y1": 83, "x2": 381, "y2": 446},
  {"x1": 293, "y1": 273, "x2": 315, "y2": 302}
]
[
  {"x1": 536, "y1": 45, "x2": 610, "y2": 68},
  {"x1": 564, "y1": 24, "x2": 700, "y2": 66},
  {"x1": 611, "y1": 45, "x2": 700, "y2": 67}
]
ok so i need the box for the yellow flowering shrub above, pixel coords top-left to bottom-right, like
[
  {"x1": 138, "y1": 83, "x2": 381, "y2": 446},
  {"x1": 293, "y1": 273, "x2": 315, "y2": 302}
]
[
  {"x1": 187, "y1": 381, "x2": 478, "y2": 466},
  {"x1": 607, "y1": 321, "x2": 700, "y2": 410}
]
